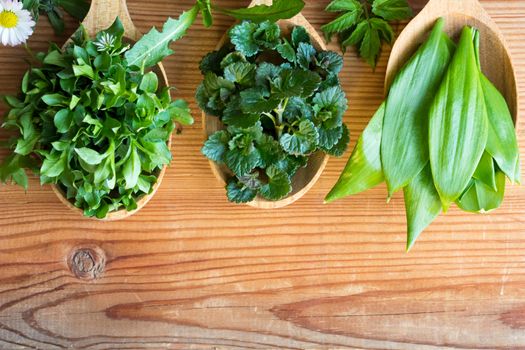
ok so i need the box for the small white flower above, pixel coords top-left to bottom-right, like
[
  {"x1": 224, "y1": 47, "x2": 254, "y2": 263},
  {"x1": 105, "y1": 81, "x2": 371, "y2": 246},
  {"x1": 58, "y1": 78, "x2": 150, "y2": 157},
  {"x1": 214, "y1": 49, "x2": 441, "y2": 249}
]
[
  {"x1": 0, "y1": 0, "x2": 35, "y2": 47},
  {"x1": 94, "y1": 32, "x2": 116, "y2": 52}
]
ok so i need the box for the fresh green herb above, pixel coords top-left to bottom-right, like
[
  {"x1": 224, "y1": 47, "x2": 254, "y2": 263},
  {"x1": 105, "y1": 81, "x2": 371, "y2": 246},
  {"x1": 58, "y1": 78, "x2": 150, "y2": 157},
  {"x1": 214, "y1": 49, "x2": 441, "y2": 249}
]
[
  {"x1": 197, "y1": 21, "x2": 349, "y2": 203},
  {"x1": 325, "y1": 18, "x2": 520, "y2": 250},
  {"x1": 22, "y1": 0, "x2": 89, "y2": 35},
  {"x1": 0, "y1": 18, "x2": 193, "y2": 218},
  {"x1": 321, "y1": 0, "x2": 412, "y2": 68}
]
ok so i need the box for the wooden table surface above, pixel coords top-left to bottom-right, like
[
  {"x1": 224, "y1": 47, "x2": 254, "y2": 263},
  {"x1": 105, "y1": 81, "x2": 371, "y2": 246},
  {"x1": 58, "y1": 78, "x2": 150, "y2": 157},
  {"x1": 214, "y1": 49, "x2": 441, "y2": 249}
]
[{"x1": 1, "y1": 0, "x2": 524, "y2": 348}]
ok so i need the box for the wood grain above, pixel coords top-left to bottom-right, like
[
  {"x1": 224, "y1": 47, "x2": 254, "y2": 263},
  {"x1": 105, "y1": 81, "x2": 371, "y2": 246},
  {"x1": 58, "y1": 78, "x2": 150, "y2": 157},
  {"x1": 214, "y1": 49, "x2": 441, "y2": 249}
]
[{"x1": 1, "y1": 0, "x2": 525, "y2": 348}]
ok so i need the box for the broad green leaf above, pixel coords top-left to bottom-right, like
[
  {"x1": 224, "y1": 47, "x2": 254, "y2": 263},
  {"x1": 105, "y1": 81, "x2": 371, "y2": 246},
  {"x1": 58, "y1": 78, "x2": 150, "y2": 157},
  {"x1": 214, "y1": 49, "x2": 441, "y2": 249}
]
[
  {"x1": 429, "y1": 26, "x2": 488, "y2": 210},
  {"x1": 213, "y1": 0, "x2": 304, "y2": 23},
  {"x1": 54, "y1": 109, "x2": 72, "y2": 133},
  {"x1": 381, "y1": 18, "x2": 454, "y2": 197},
  {"x1": 223, "y1": 62, "x2": 256, "y2": 86},
  {"x1": 125, "y1": 5, "x2": 199, "y2": 68},
  {"x1": 372, "y1": 0, "x2": 412, "y2": 21},
  {"x1": 473, "y1": 151, "x2": 496, "y2": 190},
  {"x1": 41, "y1": 152, "x2": 67, "y2": 178},
  {"x1": 325, "y1": 102, "x2": 384, "y2": 203},
  {"x1": 72, "y1": 64, "x2": 95, "y2": 79},
  {"x1": 480, "y1": 74, "x2": 520, "y2": 184},
  {"x1": 404, "y1": 164, "x2": 441, "y2": 251},
  {"x1": 42, "y1": 93, "x2": 68, "y2": 106},
  {"x1": 123, "y1": 145, "x2": 141, "y2": 189},
  {"x1": 75, "y1": 147, "x2": 106, "y2": 165},
  {"x1": 456, "y1": 169, "x2": 506, "y2": 213},
  {"x1": 139, "y1": 72, "x2": 159, "y2": 93},
  {"x1": 15, "y1": 113, "x2": 39, "y2": 155}
]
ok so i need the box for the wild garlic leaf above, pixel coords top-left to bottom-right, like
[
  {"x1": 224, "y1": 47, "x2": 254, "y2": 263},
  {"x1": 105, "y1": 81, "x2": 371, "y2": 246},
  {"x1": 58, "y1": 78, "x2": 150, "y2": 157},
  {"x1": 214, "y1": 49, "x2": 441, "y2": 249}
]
[
  {"x1": 473, "y1": 151, "x2": 496, "y2": 190},
  {"x1": 404, "y1": 164, "x2": 442, "y2": 251},
  {"x1": 125, "y1": 5, "x2": 199, "y2": 68},
  {"x1": 456, "y1": 169, "x2": 506, "y2": 213},
  {"x1": 429, "y1": 26, "x2": 488, "y2": 210},
  {"x1": 213, "y1": 0, "x2": 304, "y2": 23},
  {"x1": 381, "y1": 18, "x2": 454, "y2": 198},
  {"x1": 480, "y1": 74, "x2": 521, "y2": 184},
  {"x1": 325, "y1": 102, "x2": 384, "y2": 203}
]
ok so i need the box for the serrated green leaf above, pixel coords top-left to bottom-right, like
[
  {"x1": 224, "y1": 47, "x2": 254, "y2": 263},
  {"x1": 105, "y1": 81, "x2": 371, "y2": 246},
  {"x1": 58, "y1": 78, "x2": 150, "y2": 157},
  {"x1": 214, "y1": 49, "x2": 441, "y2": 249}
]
[
  {"x1": 325, "y1": 102, "x2": 384, "y2": 202},
  {"x1": 259, "y1": 165, "x2": 292, "y2": 200},
  {"x1": 429, "y1": 26, "x2": 488, "y2": 210},
  {"x1": 226, "y1": 178, "x2": 257, "y2": 203},
  {"x1": 316, "y1": 51, "x2": 344, "y2": 75},
  {"x1": 372, "y1": 0, "x2": 413, "y2": 21},
  {"x1": 125, "y1": 5, "x2": 199, "y2": 68},
  {"x1": 224, "y1": 62, "x2": 256, "y2": 86},
  {"x1": 369, "y1": 17, "x2": 394, "y2": 44},
  {"x1": 404, "y1": 164, "x2": 442, "y2": 251},
  {"x1": 229, "y1": 21, "x2": 259, "y2": 57},
  {"x1": 291, "y1": 26, "x2": 310, "y2": 48},
  {"x1": 359, "y1": 21, "x2": 381, "y2": 68},
  {"x1": 321, "y1": 6, "x2": 363, "y2": 40},
  {"x1": 276, "y1": 39, "x2": 296, "y2": 63},
  {"x1": 381, "y1": 18, "x2": 454, "y2": 197},
  {"x1": 280, "y1": 119, "x2": 319, "y2": 156},
  {"x1": 240, "y1": 87, "x2": 281, "y2": 114}
]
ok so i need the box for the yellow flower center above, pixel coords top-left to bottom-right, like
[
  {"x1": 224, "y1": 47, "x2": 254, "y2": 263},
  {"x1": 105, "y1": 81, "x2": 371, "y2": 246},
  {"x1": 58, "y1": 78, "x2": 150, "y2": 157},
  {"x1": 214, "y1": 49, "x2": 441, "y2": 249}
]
[{"x1": 0, "y1": 10, "x2": 18, "y2": 29}]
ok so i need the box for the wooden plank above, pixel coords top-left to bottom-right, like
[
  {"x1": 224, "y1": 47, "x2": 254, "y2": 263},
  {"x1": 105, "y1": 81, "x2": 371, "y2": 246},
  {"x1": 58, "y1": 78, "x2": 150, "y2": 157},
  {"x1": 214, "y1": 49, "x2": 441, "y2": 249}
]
[{"x1": 0, "y1": 0, "x2": 524, "y2": 348}]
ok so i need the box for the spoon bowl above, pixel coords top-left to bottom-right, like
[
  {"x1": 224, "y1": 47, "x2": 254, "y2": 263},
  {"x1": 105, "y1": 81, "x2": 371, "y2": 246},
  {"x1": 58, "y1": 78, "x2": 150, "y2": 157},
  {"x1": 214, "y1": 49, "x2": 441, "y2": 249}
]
[
  {"x1": 385, "y1": 0, "x2": 518, "y2": 125},
  {"x1": 52, "y1": 0, "x2": 171, "y2": 221},
  {"x1": 203, "y1": 0, "x2": 329, "y2": 209}
]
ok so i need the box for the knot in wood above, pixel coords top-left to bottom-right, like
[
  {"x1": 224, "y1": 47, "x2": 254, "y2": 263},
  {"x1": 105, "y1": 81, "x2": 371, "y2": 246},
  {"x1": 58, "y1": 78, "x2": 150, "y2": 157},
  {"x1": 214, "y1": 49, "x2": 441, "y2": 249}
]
[{"x1": 68, "y1": 246, "x2": 106, "y2": 280}]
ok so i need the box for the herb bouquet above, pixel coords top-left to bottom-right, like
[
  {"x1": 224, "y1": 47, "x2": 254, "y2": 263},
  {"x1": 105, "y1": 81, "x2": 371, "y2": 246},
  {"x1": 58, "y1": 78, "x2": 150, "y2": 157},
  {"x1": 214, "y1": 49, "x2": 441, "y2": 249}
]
[
  {"x1": 0, "y1": 18, "x2": 194, "y2": 219},
  {"x1": 198, "y1": 20, "x2": 349, "y2": 206}
]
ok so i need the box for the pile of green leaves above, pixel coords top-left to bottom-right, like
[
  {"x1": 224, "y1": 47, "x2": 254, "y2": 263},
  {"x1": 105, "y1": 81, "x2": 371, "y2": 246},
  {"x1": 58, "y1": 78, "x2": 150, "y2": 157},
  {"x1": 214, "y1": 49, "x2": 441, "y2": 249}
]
[
  {"x1": 23, "y1": 0, "x2": 89, "y2": 35},
  {"x1": 321, "y1": 0, "x2": 412, "y2": 68},
  {"x1": 325, "y1": 18, "x2": 520, "y2": 250},
  {"x1": 0, "y1": 19, "x2": 193, "y2": 218},
  {"x1": 197, "y1": 20, "x2": 349, "y2": 203}
]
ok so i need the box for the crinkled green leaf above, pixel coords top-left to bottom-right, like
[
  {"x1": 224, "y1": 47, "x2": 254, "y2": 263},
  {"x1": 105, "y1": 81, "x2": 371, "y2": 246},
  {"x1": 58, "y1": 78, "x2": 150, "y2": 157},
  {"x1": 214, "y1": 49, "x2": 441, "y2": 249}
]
[
  {"x1": 381, "y1": 18, "x2": 454, "y2": 197},
  {"x1": 259, "y1": 165, "x2": 292, "y2": 200},
  {"x1": 429, "y1": 26, "x2": 488, "y2": 210},
  {"x1": 226, "y1": 178, "x2": 257, "y2": 203},
  {"x1": 280, "y1": 119, "x2": 319, "y2": 156},
  {"x1": 224, "y1": 62, "x2": 256, "y2": 86},
  {"x1": 325, "y1": 123, "x2": 350, "y2": 157}
]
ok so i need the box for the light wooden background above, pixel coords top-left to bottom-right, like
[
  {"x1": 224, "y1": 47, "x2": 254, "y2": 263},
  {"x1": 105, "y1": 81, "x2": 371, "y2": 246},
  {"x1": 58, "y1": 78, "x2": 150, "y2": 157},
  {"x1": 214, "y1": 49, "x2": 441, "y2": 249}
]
[{"x1": 1, "y1": 0, "x2": 524, "y2": 348}]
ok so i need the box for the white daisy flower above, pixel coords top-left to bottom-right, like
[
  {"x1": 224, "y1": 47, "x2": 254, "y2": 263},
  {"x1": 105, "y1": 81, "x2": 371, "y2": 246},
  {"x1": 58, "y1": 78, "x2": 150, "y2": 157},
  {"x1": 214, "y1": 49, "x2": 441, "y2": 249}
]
[{"x1": 0, "y1": 0, "x2": 35, "y2": 47}]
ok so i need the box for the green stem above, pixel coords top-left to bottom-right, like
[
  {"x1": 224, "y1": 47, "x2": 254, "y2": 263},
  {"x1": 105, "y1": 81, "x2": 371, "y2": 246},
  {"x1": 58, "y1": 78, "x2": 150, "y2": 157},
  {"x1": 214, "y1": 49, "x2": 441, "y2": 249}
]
[{"x1": 274, "y1": 98, "x2": 289, "y2": 140}]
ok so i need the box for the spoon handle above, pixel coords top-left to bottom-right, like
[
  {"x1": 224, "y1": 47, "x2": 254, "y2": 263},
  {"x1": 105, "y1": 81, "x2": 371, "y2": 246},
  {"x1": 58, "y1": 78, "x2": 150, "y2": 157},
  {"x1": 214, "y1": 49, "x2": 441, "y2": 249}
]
[{"x1": 82, "y1": 0, "x2": 140, "y2": 40}]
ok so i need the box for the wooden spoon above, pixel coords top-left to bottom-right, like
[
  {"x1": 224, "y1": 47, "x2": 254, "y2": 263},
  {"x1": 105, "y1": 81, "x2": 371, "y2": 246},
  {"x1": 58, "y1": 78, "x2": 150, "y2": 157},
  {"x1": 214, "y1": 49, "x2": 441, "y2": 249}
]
[
  {"x1": 203, "y1": 0, "x2": 329, "y2": 209},
  {"x1": 52, "y1": 0, "x2": 171, "y2": 221},
  {"x1": 385, "y1": 0, "x2": 518, "y2": 125}
]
